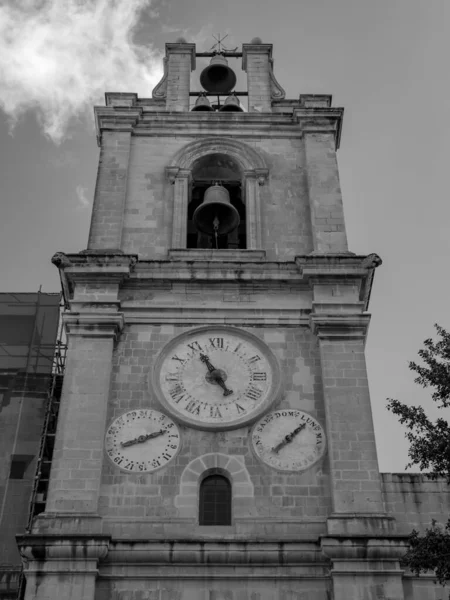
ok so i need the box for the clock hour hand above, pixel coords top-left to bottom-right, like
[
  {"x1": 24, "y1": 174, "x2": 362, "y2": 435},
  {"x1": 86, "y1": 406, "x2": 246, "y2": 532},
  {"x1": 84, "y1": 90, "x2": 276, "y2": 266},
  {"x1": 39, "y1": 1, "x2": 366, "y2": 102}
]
[
  {"x1": 272, "y1": 423, "x2": 306, "y2": 453},
  {"x1": 199, "y1": 353, "x2": 233, "y2": 397},
  {"x1": 121, "y1": 429, "x2": 166, "y2": 448}
]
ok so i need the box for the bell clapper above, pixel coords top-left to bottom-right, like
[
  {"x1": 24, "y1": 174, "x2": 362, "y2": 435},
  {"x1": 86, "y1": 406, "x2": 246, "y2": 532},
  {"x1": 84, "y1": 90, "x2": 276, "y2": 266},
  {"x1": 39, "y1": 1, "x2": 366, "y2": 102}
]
[{"x1": 213, "y1": 216, "x2": 220, "y2": 249}]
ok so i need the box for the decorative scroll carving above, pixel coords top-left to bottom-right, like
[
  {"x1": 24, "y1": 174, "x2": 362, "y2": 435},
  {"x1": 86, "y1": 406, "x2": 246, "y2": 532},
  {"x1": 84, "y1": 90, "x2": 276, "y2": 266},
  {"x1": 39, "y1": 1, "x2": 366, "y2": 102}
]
[
  {"x1": 269, "y1": 59, "x2": 286, "y2": 100},
  {"x1": 152, "y1": 57, "x2": 168, "y2": 99}
]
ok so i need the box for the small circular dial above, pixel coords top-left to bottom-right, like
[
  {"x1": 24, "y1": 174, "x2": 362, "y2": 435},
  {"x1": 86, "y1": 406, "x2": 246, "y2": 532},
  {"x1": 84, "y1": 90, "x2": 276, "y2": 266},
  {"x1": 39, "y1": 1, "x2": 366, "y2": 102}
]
[
  {"x1": 152, "y1": 327, "x2": 280, "y2": 430},
  {"x1": 252, "y1": 409, "x2": 326, "y2": 472},
  {"x1": 105, "y1": 409, "x2": 180, "y2": 473}
]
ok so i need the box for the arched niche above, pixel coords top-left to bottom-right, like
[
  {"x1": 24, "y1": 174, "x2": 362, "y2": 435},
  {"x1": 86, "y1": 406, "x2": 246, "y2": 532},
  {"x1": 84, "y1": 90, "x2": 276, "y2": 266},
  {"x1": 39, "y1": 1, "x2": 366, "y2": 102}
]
[{"x1": 165, "y1": 137, "x2": 269, "y2": 255}]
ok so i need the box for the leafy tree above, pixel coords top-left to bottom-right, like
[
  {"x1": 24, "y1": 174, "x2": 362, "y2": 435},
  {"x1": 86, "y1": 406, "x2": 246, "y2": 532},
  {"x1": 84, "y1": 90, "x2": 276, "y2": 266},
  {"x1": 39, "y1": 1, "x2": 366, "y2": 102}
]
[{"x1": 387, "y1": 324, "x2": 450, "y2": 587}]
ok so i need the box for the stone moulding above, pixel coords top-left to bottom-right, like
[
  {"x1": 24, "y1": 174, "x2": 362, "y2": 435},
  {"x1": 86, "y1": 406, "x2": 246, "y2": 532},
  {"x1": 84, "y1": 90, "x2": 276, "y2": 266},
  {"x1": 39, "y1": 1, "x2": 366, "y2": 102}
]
[
  {"x1": 103, "y1": 539, "x2": 325, "y2": 565},
  {"x1": 16, "y1": 534, "x2": 111, "y2": 562}
]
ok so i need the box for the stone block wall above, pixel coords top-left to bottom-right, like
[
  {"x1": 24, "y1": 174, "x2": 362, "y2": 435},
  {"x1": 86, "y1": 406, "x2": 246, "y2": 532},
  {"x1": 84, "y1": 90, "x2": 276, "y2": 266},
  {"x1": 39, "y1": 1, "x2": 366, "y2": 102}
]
[
  {"x1": 382, "y1": 474, "x2": 450, "y2": 534},
  {"x1": 120, "y1": 135, "x2": 315, "y2": 260},
  {"x1": 98, "y1": 323, "x2": 332, "y2": 538}
]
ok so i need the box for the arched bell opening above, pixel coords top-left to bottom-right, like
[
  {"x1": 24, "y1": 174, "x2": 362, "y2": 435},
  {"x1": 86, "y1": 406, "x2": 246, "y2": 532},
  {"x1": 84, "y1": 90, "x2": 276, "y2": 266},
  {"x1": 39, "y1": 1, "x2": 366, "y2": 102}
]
[{"x1": 187, "y1": 153, "x2": 247, "y2": 250}]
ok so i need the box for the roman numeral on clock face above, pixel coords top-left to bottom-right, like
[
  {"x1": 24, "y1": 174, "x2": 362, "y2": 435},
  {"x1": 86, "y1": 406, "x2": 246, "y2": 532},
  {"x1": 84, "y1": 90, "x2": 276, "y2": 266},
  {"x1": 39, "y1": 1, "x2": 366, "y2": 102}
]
[
  {"x1": 248, "y1": 355, "x2": 261, "y2": 364},
  {"x1": 245, "y1": 385, "x2": 263, "y2": 401},
  {"x1": 185, "y1": 400, "x2": 201, "y2": 415},
  {"x1": 209, "y1": 337, "x2": 224, "y2": 349},
  {"x1": 187, "y1": 340, "x2": 203, "y2": 352},
  {"x1": 252, "y1": 372, "x2": 267, "y2": 381}
]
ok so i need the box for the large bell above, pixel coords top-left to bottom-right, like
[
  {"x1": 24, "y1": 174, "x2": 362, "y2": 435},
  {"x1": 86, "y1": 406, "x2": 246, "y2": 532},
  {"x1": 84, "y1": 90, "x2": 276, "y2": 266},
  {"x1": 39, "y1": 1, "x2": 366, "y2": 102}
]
[
  {"x1": 191, "y1": 93, "x2": 213, "y2": 112},
  {"x1": 193, "y1": 183, "x2": 240, "y2": 236},
  {"x1": 200, "y1": 54, "x2": 237, "y2": 94},
  {"x1": 219, "y1": 93, "x2": 243, "y2": 112}
]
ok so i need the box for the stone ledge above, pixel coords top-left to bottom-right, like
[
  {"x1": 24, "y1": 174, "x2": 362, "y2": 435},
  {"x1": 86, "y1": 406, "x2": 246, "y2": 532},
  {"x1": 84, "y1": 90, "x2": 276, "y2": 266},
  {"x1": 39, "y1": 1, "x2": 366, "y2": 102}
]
[{"x1": 168, "y1": 249, "x2": 266, "y2": 262}]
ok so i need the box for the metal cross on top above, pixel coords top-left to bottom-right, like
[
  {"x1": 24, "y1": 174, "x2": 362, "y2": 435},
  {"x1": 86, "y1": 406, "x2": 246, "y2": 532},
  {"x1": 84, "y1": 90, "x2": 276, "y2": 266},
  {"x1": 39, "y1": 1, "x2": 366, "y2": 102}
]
[{"x1": 210, "y1": 33, "x2": 238, "y2": 54}]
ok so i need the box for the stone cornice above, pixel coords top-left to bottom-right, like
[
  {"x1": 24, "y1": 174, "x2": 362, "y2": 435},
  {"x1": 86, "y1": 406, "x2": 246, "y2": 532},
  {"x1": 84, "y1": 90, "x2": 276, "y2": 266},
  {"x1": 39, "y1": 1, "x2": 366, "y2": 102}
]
[
  {"x1": 16, "y1": 534, "x2": 111, "y2": 562},
  {"x1": 320, "y1": 535, "x2": 409, "y2": 561},
  {"x1": 52, "y1": 252, "x2": 138, "y2": 305},
  {"x1": 105, "y1": 539, "x2": 323, "y2": 565},
  {"x1": 93, "y1": 106, "x2": 344, "y2": 144}
]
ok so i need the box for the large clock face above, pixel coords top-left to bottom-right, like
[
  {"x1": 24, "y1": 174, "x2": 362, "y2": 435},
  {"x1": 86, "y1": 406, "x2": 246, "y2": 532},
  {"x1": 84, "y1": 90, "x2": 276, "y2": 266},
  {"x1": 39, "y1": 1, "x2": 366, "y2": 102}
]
[
  {"x1": 152, "y1": 327, "x2": 280, "y2": 430},
  {"x1": 105, "y1": 409, "x2": 180, "y2": 473},
  {"x1": 252, "y1": 410, "x2": 326, "y2": 472}
]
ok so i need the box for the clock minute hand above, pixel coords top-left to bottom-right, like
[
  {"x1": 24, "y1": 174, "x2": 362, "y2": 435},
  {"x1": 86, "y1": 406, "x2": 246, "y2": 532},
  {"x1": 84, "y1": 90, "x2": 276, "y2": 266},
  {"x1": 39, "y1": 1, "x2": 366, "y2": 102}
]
[
  {"x1": 199, "y1": 353, "x2": 233, "y2": 397},
  {"x1": 272, "y1": 423, "x2": 307, "y2": 453}
]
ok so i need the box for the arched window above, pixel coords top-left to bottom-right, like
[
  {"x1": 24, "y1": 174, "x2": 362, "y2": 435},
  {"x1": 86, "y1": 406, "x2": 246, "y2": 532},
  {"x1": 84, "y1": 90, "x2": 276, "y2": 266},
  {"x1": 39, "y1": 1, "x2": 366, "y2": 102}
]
[{"x1": 199, "y1": 474, "x2": 232, "y2": 525}]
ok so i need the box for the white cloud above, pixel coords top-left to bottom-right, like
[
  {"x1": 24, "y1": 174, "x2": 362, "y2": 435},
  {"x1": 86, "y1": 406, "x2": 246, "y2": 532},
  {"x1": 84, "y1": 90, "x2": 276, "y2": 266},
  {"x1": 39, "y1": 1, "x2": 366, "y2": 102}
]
[
  {"x1": 75, "y1": 185, "x2": 90, "y2": 209},
  {"x1": 0, "y1": 0, "x2": 163, "y2": 143}
]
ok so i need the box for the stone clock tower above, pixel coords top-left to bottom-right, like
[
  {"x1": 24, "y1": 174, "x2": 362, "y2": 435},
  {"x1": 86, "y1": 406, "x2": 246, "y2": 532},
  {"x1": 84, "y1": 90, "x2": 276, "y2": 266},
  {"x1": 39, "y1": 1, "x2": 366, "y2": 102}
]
[{"x1": 17, "y1": 38, "x2": 414, "y2": 600}]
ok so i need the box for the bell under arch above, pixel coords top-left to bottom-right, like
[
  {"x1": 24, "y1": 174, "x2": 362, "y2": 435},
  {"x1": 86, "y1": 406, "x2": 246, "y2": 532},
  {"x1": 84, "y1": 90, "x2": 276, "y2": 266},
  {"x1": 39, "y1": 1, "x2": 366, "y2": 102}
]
[
  {"x1": 166, "y1": 137, "x2": 269, "y2": 252},
  {"x1": 188, "y1": 153, "x2": 245, "y2": 249}
]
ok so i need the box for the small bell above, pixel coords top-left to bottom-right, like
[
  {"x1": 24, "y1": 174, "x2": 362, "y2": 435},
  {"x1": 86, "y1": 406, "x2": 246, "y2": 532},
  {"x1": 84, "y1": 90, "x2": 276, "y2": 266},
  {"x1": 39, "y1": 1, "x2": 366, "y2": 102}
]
[
  {"x1": 219, "y1": 93, "x2": 243, "y2": 112},
  {"x1": 200, "y1": 54, "x2": 237, "y2": 94},
  {"x1": 191, "y1": 93, "x2": 214, "y2": 112},
  {"x1": 193, "y1": 183, "x2": 240, "y2": 237}
]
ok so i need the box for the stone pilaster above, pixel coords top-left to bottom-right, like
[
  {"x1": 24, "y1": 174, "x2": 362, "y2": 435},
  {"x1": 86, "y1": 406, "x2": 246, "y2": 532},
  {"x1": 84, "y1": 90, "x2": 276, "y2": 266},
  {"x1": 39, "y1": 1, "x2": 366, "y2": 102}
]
[
  {"x1": 311, "y1": 312, "x2": 394, "y2": 536},
  {"x1": 242, "y1": 42, "x2": 273, "y2": 113},
  {"x1": 165, "y1": 42, "x2": 196, "y2": 111},
  {"x1": 169, "y1": 169, "x2": 191, "y2": 248},
  {"x1": 46, "y1": 253, "x2": 135, "y2": 517},
  {"x1": 44, "y1": 314, "x2": 123, "y2": 515},
  {"x1": 87, "y1": 131, "x2": 132, "y2": 251},
  {"x1": 304, "y1": 132, "x2": 348, "y2": 253}
]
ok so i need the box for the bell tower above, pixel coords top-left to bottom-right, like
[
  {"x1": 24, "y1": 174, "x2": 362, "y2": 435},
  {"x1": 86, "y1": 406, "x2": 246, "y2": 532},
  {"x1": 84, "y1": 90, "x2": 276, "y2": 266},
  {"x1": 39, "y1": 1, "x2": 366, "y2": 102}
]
[{"x1": 17, "y1": 37, "x2": 410, "y2": 600}]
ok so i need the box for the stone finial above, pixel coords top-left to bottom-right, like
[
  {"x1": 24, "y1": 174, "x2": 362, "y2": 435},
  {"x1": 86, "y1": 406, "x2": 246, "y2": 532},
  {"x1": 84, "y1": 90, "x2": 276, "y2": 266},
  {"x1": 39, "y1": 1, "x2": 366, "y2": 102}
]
[
  {"x1": 175, "y1": 37, "x2": 187, "y2": 43},
  {"x1": 250, "y1": 37, "x2": 263, "y2": 44}
]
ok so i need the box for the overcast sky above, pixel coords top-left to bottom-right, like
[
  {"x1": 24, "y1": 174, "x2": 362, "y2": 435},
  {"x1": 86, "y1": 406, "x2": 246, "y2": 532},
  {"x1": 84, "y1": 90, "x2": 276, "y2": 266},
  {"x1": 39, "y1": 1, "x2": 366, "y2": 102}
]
[{"x1": 0, "y1": 0, "x2": 448, "y2": 472}]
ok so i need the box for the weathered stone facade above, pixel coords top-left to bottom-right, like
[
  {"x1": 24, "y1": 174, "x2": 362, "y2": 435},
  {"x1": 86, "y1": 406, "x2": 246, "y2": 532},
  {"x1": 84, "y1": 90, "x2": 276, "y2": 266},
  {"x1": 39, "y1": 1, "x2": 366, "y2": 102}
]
[{"x1": 15, "y1": 39, "x2": 450, "y2": 600}]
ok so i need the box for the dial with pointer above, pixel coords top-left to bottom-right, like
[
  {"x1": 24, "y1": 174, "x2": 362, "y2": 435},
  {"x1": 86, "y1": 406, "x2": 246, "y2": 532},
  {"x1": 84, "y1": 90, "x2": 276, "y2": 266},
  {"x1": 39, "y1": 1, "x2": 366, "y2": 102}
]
[
  {"x1": 105, "y1": 409, "x2": 180, "y2": 473},
  {"x1": 154, "y1": 327, "x2": 280, "y2": 430},
  {"x1": 252, "y1": 410, "x2": 326, "y2": 472},
  {"x1": 121, "y1": 428, "x2": 166, "y2": 448},
  {"x1": 272, "y1": 423, "x2": 306, "y2": 453}
]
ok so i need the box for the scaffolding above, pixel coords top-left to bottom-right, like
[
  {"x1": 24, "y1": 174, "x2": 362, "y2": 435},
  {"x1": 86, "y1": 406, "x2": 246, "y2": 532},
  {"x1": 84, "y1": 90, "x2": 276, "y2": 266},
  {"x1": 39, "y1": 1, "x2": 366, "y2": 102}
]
[{"x1": 0, "y1": 291, "x2": 66, "y2": 600}]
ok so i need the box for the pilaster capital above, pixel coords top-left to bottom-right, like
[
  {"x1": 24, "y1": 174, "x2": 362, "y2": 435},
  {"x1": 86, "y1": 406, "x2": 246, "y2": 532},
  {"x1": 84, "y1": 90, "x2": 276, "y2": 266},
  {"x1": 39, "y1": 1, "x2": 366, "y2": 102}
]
[
  {"x1": 62, "y1": 313, "x2": 124, "y2": 339},
  {"x1": 310, "y1": 314, "x2": 371, "y2": 341},
  {"x1": 93, "y1": 107, "x2": 141, "y2": 146},
  {"x1": 165, "y1": 42, "x2": 196, "y2": 69},
  {"x1": 243, "y1": 168, "x2": 269, "y2": 185},
  {"x1": 165, "y1": 166, "x2": 192, "y2": 184}
]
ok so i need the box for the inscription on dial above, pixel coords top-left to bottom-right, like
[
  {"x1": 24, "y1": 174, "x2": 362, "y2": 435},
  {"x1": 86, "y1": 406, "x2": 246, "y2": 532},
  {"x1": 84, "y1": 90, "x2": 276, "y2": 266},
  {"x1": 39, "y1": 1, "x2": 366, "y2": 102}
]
[
  {"x1": 105, "y1": 409, "x2": 180, "y2": 473},
  {"x1": 154, "y1": 328, "x2": 279, "y2": 429},
  {"x1": 252, "y1": 410, "x2": 326, "y2": 472}
]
